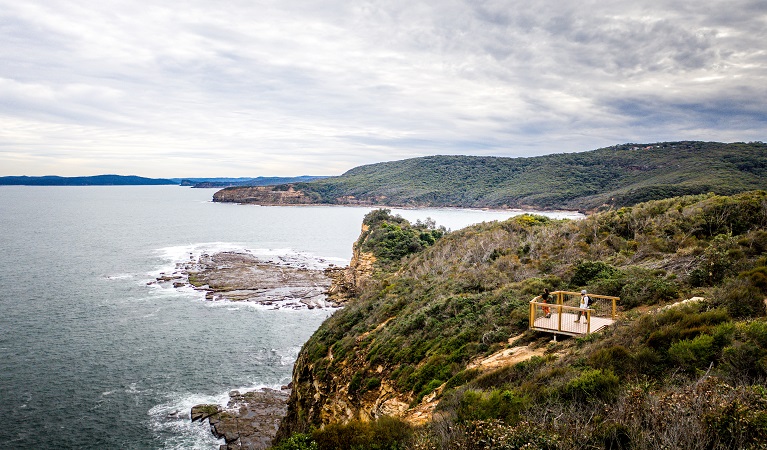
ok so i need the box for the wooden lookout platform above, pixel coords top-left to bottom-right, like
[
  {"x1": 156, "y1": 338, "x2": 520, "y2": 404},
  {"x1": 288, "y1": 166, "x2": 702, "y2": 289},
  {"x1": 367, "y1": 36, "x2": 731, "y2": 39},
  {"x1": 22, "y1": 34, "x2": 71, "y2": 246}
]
[{"x1": 529, "y1": 291, "x2": 619, "y2": 337}]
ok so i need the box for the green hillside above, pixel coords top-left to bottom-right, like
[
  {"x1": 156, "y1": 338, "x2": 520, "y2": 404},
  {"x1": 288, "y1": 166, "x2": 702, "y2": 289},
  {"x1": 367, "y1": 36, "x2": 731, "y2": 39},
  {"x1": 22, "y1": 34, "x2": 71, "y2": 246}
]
[
  {"x1": 275, "y1": 191, "x2": 767, "y2": 449},
  {"x1": 217, "y1": 141, "x2": 767, "y2": 211}
]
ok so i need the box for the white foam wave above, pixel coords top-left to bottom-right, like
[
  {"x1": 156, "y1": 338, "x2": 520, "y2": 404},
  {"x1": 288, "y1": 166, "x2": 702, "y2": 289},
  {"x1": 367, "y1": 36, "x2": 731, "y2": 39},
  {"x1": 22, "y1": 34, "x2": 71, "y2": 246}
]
[
  {"x1": 105, "y1": 273, "x2": 134, "y2": 280},
  {"x1": 150, "y1": 242, "x2": 348, "y2": 279},
  {"x1": 148, "y1": 383, "x2": 288, "y2": 449},
  {"x1": 200, "y1": 296, "x2": 339, "y2": 314},
  {"x1": 145, "y1": 242, "x2": 349, "y2": 309},
  {"x1": 150, "y1": 242, "x2": 246, "y2": 277},
  {"x1": 280, "y1": 346, "x2": 303, "y2": 366},
  {"x1": 148, "y1": 391, "x2": 228, "y2": 450}
]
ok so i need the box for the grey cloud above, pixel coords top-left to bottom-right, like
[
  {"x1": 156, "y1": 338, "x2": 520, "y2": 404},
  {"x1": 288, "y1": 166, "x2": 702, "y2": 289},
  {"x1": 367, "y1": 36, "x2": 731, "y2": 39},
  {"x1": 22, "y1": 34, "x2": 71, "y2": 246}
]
[{"x1": 0, "y1": 0, "x2": 764, "y2": 177}]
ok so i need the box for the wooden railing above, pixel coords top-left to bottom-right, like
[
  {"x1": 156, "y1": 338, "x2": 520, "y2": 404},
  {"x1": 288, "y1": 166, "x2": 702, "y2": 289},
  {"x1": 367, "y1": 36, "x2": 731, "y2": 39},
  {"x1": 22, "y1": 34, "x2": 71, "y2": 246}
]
[{"x1": 529, "y1": 291, "x2": 619, "y2": 336}]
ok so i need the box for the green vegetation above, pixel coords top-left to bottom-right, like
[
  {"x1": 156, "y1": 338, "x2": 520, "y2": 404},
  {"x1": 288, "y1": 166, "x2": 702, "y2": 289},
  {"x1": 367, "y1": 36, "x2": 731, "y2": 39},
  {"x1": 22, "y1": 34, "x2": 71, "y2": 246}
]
[
  {"x1": 275, "y1": 191, "x2": 767, "y2": 449},
  {"x1": 222, "y1": 141, "x2": 767, "y2": 211},
  {"x1": 273, "y1": 417, "x2": 412, "y2": 450},
  {"x1": 358, "y1": 209, "x2": 446, "y2": 267}
]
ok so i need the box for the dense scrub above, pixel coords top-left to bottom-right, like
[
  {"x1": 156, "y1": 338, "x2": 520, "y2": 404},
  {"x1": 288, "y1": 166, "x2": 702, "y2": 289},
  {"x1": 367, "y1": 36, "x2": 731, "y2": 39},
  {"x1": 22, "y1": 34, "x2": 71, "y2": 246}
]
[
  {"x1": 226, "y1": 141, "x2": 767, "y2": 211},
  {"x1": 275, "y1": 191, "x2": 767, "y2": 449},
  {"x1": 357, "y1": 209, "x2": 446, "y2": 267}
]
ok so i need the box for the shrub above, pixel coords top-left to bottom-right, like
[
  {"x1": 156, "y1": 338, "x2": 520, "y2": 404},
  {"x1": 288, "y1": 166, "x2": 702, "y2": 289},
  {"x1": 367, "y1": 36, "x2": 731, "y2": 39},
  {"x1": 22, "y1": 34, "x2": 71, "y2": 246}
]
[
  {"x1": 563, "y1": 368, "x2": 620, "y2": 403},
  {"x1": 742, "y1": 266, "x2": 767, "y2": 293},
  {"x1": 688, "y1": 233, "x2": 739, "y2": 286},
  {"x1": 444, "y1": 368, "x2": 481, "y2": 390},
  {"x1": 668, "y1": 334, "x2": 718, "y2": 373},
  {"x1": 348, "y1": 371, "x2": 364, "y2": 395},
  {"x1": 513, "y1": 213, "x2": 551, "y2": 227},
  {"x1": 588, "y1": 345, "x2": 632, "y2": 376},
  {"x1": 461, "y1": 419, "x2": 559, "y2": 450},
  {"x1": 711, "y1": 278, "x2": 767, "y2": 319},
  {"x1": 456, "y1": 389, "x2": 527, "y2": 423},
  {"x1": 272, "y1": 433, "x2": 318, "y2": 450},
  {"x1": 721, "y1": 320, "x2": 767, "y2": 382},
  {"x1": 619, "y1": 268, "x2": 679, "y2": 308},
  {"x1": 571, "y1": 261, "x2": 621, "y2": 287},
  {"x1": 311, "y1": 416, "x2": 412, "y2": 450},
  {"x1": 365, "y1": 377, "x2": 382, "y2": 392},
  {"x1": 468, "y1": 356, "x2": 548, "y2": 390},
  {"x1": 359, "y1": 209, "x2": 445, "y2": 266},
  {"x1": 702, "y1": 386, "x2": 767, "y2": 449}
]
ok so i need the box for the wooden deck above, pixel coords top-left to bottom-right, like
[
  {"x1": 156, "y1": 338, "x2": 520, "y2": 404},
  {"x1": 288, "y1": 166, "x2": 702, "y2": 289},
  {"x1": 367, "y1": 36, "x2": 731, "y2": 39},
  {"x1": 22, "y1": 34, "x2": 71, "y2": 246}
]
[
  {"x1": 529, "y1": 291, "x2": 619, "y2": 337},
  {"x1": 530, "y1": 311, "x2": 614, "y2": 337}
]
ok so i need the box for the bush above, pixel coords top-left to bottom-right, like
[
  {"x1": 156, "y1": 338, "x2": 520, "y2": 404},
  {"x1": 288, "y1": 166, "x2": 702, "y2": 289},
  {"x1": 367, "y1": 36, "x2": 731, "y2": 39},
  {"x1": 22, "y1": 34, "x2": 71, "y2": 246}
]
[
  {"x1": 742, "y1": 266, "x2": 767, "y2": 293},
  {"x1": 689, "y1": 233, "x2": 739, "y2": 286},
  {"x1": 563, "y1": 368, "x2": 620, "y2": 403},
  {"x1": 461, "y1": 419, "x2": 559, "y2": 450},
  {"x1": 311, "y1": 416, "x2": 412, "y2": 450},
  {"x1": 669, "y1": 334, "x2": 718, "y2": 373},
  {"x1": 272, "y1": 433, "x2": 318, "y2": 450},
  {"x1": 588, "y1": 345, "x2": 632, "y2": 376},
  {"x1": 722, "y1": 320, "x2": 767, "y2": 382},
  {"x1": 702, "y1": 386, "x2": 767, "y2": 449},
  {"x1": 571, "y1": 261, "x2": 621, "y2": 287},
  {"x1": 456, "y1": 389, "x2": 527, "y2": 423},
  {"x1": 619, "y1": 268, "x2": 679, "y2": 308},
  {"x1": 348, "y1": 371, "x2": 364, "y2": 395},
  {"x1": 711, "y1": 278, "x2": 767, "y2": 319}
]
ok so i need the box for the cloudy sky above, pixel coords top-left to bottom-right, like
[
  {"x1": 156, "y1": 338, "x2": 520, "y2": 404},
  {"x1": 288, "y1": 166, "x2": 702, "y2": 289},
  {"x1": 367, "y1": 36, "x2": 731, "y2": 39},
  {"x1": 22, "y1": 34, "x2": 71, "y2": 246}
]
[{"x1": 1, "y1": 0, "x2": 765, "y2": 177}]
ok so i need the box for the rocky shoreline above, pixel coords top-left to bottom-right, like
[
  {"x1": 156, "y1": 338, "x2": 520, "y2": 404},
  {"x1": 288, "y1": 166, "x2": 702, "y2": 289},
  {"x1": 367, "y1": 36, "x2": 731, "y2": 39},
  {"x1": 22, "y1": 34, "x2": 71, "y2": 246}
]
[
  {"x1": 192, "y1": 387, "x2": 292, "y2": 450},
  {"x1": 183, "y1": 247, "x2": 374, "y2": 447},
  {"x1": 148, "y1": 250, "x2": 343, "y2": 309}
]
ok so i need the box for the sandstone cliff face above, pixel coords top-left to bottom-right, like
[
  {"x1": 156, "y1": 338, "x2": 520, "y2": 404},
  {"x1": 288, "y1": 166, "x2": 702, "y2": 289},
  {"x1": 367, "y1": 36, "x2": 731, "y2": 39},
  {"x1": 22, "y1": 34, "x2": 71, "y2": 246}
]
[
  {"x1": 277, "y1": 338, "x2": 415, "y2": 441},
  {"x1": 211, "y1": 184, "x2": 394, "y2": 206},
  {"x1": 324, "y1": 224, "x2": 376, "y2": 304},
  {"x1": 277, "y1": 223, "x2": 415, "y2": 439},
  {"x1": 212, "y1": 185, "x2": 315, "y2": 205}
]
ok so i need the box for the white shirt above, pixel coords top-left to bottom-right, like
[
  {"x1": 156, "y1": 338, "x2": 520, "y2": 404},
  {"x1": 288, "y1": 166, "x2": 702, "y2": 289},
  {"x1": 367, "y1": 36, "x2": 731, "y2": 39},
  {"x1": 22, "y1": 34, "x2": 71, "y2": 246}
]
[{"x1": 580, "y1": 295, "x2": 589, "y2": 309}]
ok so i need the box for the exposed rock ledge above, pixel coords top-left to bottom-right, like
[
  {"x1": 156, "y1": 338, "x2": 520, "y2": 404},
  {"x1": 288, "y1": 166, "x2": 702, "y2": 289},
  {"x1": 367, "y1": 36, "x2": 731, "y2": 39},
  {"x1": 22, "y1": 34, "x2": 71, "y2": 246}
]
[
  {"x1": 148, "y1": 251, "x2": 346, "y2": 309},
  {"x1": 192, "y1": 387, "x2": 291, "y2": 450}
]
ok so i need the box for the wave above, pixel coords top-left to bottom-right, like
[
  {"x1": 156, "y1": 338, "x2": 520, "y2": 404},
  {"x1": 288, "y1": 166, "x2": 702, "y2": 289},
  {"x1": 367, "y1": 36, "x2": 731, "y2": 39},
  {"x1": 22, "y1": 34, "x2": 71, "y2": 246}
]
[
  {"x1": 150, "y1": 242, "x2": 348, "y2": 278},
  {"x1": 148, "y1": 381, "x2": 290, "y2": 450},
  {"x1": 105, "y1": 273, "x2": 135, "y2": 280}
]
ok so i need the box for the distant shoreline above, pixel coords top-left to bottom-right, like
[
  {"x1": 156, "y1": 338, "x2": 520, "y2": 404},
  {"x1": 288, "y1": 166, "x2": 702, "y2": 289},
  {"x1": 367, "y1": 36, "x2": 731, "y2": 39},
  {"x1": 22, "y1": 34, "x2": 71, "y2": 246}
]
[
  {"x1": 0, "y1": 175, "x2": 177, "y2": 186},
  {"x1": 211, "y1": 198, "x2": 587, "y2": 216}
]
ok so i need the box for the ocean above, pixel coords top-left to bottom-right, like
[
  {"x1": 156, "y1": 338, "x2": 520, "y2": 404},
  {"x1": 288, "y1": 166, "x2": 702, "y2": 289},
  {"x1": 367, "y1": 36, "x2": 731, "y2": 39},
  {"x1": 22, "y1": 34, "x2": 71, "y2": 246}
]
[{"x1": 0, "y1": 186, "x2": 581, "y2": 449}]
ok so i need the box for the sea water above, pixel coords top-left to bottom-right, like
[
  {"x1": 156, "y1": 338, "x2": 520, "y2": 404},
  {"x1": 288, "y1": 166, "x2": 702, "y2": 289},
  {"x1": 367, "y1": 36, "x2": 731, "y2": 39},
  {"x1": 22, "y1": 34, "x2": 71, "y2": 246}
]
[{"x1": 0, "y1": 186, "x2": 581, "y2": 449}]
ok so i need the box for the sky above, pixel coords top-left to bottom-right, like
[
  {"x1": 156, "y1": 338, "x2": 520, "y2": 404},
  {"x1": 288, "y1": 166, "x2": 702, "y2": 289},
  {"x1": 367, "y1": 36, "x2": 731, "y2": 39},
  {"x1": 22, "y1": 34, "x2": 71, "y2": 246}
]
[{"x1": 1, "y1": 0, "x2": 766, "y2": 178}]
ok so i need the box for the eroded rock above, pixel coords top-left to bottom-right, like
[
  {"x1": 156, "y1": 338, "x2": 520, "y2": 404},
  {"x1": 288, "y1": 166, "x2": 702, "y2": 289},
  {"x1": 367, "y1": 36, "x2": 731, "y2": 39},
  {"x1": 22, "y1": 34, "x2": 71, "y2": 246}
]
[
  {"x1": 192, "y1": 388, "x2": 291, "y2": 450},
  {"x1": 167, "y1": 251, "x2": 341, "y2": 309}
]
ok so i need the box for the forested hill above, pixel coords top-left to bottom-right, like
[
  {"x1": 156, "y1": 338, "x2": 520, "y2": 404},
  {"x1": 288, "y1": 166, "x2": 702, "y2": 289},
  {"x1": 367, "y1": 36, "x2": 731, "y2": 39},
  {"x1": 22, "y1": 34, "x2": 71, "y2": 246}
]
[{"x1": 213, "y1": 141, "x2": 767, "y2": 211}]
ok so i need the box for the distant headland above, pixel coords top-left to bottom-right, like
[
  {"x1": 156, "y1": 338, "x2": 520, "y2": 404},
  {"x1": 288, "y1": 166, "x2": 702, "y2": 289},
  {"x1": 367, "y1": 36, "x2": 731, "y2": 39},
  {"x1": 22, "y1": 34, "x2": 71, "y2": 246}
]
[
  {"x1": 212, "y1": 141, "x2": 767, "y2": 212},
  {"x1": 0, "y1": 175, "x2": 327, "y2": 187}
]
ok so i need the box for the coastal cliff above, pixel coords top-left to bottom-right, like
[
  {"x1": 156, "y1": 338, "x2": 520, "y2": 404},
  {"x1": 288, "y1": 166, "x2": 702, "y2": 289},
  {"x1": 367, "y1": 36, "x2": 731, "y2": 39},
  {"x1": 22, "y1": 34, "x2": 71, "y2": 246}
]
[
  {"x1": 212, "y1": 185, "x2": 318, "y2": 205},
  {"x1": 324, "y1": 223, "x2": 376, "y2": 304},
  {"x1": 274, "y1": 193, "x2": 767, "y2": 449}
]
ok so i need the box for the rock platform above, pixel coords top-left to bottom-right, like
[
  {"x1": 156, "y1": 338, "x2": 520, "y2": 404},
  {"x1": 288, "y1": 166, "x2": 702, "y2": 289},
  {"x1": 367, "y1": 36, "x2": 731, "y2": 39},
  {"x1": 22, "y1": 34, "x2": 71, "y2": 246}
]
[
  {"x1": 149, "y1": 251, "x2": 342, "y2": 309},
  {"x1": 192, "y1": 387, "x2": 291, "y2": 450}
]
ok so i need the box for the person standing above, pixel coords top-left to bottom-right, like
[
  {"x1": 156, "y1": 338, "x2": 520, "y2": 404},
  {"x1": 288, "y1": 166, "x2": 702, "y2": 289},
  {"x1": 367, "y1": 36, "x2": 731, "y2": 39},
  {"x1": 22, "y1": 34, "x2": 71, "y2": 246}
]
[
  {"x1": 541, "y1": 288, "x2": 552, "y2": 318},
  {"x1": 575, "y1": 289, "x2": 590, "y2": 322}
]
